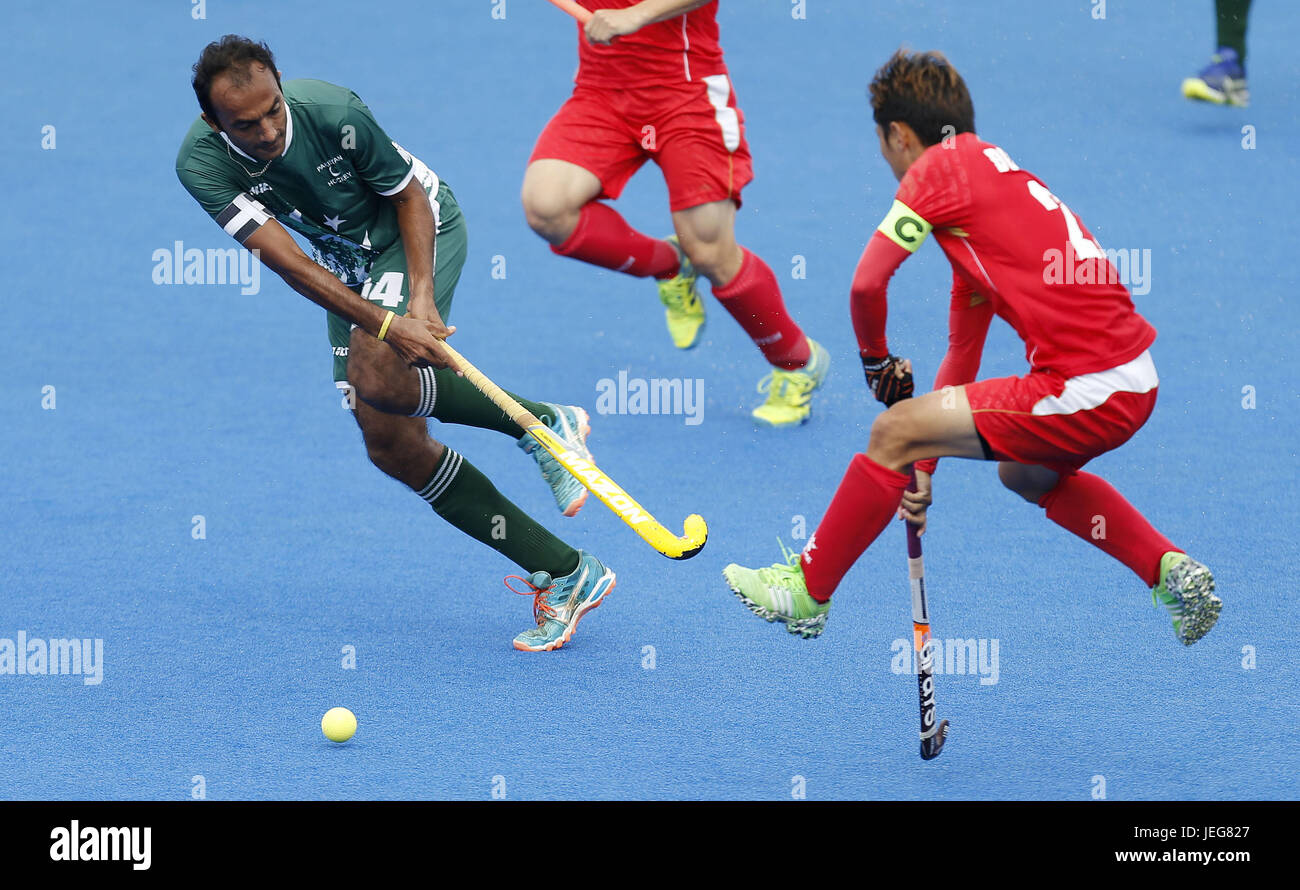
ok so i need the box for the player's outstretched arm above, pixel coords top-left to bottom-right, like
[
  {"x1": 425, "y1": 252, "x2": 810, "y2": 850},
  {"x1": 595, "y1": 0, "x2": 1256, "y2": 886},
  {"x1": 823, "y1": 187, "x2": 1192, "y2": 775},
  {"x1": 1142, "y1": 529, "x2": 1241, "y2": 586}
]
[
  {"x1": 585, "y1": 0, "x2": 712, "y2": 44},
  {"x1": 241, "y1": 220, "x2": 456, "y2": 370},
  {"x1": 850, "y1": 230, "x2": 915, "y2": 405},
  {"x1": 385, "y1": 177, "x2": 443, "y2": 330}
]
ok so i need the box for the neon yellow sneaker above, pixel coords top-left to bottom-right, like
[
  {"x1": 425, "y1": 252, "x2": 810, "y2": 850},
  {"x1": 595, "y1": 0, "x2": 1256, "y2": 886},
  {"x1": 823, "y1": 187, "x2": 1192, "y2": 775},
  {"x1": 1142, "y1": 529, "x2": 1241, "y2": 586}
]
[
  {"x1": 656, "y1": 235, "x2": 705, "y2": 349},
  {"x1": 722, "y1": 541, "x2": 830, "y2": 639},
  {"x1": 751, "y1": 338, "x2": 830, "y2": 427}
]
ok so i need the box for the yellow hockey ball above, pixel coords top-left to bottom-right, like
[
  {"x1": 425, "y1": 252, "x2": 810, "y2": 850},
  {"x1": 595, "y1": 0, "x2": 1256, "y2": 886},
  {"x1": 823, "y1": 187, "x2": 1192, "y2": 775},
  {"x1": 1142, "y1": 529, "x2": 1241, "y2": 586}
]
[{"x1": 321, "y1": 707, "x2": 357, "y2": 743}]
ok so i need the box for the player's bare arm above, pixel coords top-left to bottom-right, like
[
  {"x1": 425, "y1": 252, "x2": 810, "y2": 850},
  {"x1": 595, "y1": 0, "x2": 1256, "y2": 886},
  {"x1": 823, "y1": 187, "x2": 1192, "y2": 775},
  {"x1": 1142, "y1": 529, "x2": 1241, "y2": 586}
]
[
  {"x1": 241, "y1": 220, "x2": 453, "y2": 370},
  {"x1": 386, "y1": 176, "x2": 444, "y2": 330},
  {"x1": 585, "y1": 0, "x2": 712, "y2": 44}
]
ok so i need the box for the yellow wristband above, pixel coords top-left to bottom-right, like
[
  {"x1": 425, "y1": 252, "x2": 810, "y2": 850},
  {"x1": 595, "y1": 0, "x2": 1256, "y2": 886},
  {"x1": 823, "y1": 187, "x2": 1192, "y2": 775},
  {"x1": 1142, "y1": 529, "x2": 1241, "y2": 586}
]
[{"x1": 376, "y1": 310, "x2": 396, "y2": 341}]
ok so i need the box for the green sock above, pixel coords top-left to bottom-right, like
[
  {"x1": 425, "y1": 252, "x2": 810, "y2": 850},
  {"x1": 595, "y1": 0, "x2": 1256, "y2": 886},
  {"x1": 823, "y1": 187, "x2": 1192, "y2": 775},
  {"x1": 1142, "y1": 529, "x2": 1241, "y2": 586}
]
[
  {"x1": 410, "y1": 366, "x2": 556, "y2": 439},
  {"x1": 1216, "y1": 0, "x2": 1253, "y2": 64},
  {"x1": 416, "y1": 447, "x2": 580, "y2": 577}
]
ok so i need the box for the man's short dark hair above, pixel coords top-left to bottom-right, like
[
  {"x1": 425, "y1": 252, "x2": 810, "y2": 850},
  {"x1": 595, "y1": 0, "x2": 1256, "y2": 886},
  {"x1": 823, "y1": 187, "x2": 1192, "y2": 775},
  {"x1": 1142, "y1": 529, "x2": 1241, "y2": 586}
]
[
  {"x1": 869, "y1": 48, "x2": 975, "y2": 147},
  {"x1": 192, "y1": 35, "x2": 281, "y2": 121}
]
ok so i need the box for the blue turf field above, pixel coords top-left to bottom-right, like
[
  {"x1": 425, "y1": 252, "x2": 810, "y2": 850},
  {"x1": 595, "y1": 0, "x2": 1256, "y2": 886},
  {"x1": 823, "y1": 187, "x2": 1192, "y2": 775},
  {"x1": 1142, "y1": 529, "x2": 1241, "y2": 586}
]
[{"x1": 2, "y1": 1, "x2": 1297, "y2": 800}]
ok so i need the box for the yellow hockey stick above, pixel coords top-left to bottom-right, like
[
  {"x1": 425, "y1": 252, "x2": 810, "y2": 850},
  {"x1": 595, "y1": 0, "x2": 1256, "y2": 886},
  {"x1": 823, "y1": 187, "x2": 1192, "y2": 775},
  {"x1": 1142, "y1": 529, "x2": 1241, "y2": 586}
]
[{"x1": 437, "y1": 342, "x2": 708, "y2": 560}]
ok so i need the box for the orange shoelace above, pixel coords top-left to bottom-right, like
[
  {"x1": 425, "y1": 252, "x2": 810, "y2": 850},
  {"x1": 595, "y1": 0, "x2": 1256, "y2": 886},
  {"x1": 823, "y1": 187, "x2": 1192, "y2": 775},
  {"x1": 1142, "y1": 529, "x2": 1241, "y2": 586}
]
[{"x1": 504, "y1": 575, "x2": 557, "y2": 626}]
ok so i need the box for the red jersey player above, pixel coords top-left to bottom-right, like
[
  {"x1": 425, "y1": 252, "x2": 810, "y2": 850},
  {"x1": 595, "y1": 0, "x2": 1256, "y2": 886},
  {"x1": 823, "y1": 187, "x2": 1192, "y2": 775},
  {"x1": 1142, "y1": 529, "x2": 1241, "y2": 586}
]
[
  {"x1": 521, "y1": 0, "x2": 829, "y2": 426},
  {"x1": 723, "y1": 50, "x2": 1221, "y2": 647}
]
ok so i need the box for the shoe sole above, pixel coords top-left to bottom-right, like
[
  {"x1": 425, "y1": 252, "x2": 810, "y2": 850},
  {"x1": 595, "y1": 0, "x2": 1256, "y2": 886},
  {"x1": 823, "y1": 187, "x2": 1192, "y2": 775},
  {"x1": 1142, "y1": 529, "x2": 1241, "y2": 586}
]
[
  {"x1": 556, "y1": 406, "x2": 592, "y2": 518},
  {"x1": 752, "y1": 411, "x2": 812, "y2": 429},
  {"x1": 1170, "y1": 562, "x2": 1222, "y2": 646},
  {"x1": 722, "y1": 567, "x2": 825, "y2": 639},
  {"x1": 1182, "y1": 78, "x2": 1249, "y2": 107},
  {"x1": 512, "y1": 569, "x2": 616, "y2": 652}
]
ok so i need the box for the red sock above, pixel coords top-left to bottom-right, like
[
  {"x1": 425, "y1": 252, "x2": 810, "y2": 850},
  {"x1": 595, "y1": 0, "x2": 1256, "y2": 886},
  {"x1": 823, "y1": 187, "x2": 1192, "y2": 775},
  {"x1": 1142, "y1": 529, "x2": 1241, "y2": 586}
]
[
  {"x1": 712, "y1": 248, "x2": 811, "y2": 369},
  {"x1": 1038, "y1": 472, "x2": 1181, "y2": 587},
  {"x1": 551, "y1": 201, "x2": 679, "y2": 279},
  {"x1": 802, "y1": 454, "x2": 911, "y2": 602}
]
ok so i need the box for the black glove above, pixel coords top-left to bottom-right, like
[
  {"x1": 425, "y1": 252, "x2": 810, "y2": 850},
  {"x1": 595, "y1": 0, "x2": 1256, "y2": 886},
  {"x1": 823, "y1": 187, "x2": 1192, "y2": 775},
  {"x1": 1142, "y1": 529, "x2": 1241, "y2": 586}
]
[{"x1": 861, "y1": 353, "x2": 914, "y2": 406}]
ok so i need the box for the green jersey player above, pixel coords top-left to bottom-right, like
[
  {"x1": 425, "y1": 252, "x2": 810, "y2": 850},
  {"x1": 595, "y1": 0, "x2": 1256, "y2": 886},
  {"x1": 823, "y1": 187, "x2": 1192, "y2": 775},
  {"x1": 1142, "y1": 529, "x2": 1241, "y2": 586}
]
[{"x1": 176, "y1": 36, "x2": 614, "y2": 652}]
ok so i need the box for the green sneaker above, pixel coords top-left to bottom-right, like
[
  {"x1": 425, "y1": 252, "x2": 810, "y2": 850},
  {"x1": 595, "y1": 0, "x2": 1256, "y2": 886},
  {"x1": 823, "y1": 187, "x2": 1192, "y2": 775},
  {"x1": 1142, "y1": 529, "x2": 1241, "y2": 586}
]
[
  {"x1": 722, "y1": 542, "x2": 830, "y2": 639},
  {"x1": 656, "y1": 235, "x2": 705, "y2": 349},
  {"x1": 1151, "y1": 552, "x2": 1221, "y2": 646},
  {"x1": 751, "y1": 338, "x2": 830, "y2": 427}
]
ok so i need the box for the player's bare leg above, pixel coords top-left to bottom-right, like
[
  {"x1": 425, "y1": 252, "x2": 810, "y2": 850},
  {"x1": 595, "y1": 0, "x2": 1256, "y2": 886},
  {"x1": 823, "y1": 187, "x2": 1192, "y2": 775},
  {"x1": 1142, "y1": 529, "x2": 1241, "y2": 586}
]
[
  {"x1": 521, "y1": 159, "x2": 603, "y2": 246},
  {"x1": 997, "y1": 462, "x2": 1061, "y2": 503},
  {"x1": 349, "y1": 379, "x2": 614, "y2": 652},
  {"x1": 522, "y1": 158, "x2": 709, "y2": 352},
  {"x1": 864, "y1": 385, "x2": 987, "y2": 470},
  {"x1": 673, "y1": 199, "x2": 830, "y2": 425},
  {"x1": 732, "y1": 385, "x2": 986, "y2": 621},
  {"x1": 352, "y1": 398, "x2": 443, "y2": 489},
  {"x1": 726, "y1": 386, "x2": 1219, "y2": 644},
  {"x1": 724, "y1": 387, "x2": 982, "y2": 636},
  {"x1": 347, "y1": 328, "x2": 594, "y2": 517},
  {"x1": 521, "y1": 160, "x2": 695, "y2": 344},
  {"x1": 996, "y1": 460, "x2": 1220, "y2": 644},
  {"x1": 345, "y1": 328, "x2": 424, "y2": 416},
  {"x1": 670, "y1": 199, "x2": 743, "y2": 287},
  {"x1": 879, "y1": 395, "x2": 1216, "y2": 642}
]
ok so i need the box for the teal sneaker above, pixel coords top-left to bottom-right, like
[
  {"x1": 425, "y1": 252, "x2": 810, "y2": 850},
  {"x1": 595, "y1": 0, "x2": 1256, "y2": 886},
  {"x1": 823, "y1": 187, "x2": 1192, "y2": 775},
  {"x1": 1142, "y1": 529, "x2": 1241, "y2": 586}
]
[
  {"x1": 509, "y1": 551, "x2": 616, "y2": 652},
  {"x1": 722, "y1": 542, "x2": 830, "y2": 639},
  {"x1": 518, "y1": 403, "x2": 592, "y2": 517},
  {"x1": 752, "y1": 338, "x2": 831, "y2": 427},
  {"x1": 1151, "y1": 552, "x2": 1221, "y2": 646}
]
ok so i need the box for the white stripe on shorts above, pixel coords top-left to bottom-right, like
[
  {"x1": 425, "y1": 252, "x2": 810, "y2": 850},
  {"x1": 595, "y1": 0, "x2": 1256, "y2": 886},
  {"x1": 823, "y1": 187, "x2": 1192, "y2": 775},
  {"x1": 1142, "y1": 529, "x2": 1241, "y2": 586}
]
[
  {"x1": 702, "y1": 74, "x2": 741, "y2": 153},
  {"x1": 1031, "y1": 350, "x2": 1158, "y2": 417}
]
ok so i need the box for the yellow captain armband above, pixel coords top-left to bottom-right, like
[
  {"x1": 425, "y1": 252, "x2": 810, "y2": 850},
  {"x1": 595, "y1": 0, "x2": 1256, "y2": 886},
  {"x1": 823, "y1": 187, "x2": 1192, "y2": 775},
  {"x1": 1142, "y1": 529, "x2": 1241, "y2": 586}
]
[
  {"x1": 877, "y1": 199, "x2": 933, "y2": 253},
  {"x1": 377, "y1": 310, "x2": 396, "y2": 341}
]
